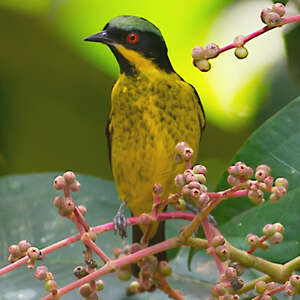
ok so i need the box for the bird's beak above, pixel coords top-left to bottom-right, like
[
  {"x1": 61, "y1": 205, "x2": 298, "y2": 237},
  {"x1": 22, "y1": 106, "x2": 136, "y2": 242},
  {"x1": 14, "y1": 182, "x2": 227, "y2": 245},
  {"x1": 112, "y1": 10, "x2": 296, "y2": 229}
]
[{"x1": 83, "y1": 30, "x2": 113, "y2": 44}]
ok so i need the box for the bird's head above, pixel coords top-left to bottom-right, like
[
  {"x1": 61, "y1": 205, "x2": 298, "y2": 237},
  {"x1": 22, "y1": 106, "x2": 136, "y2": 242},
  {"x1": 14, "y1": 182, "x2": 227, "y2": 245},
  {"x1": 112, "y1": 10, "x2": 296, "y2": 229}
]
[{"x1": 84, "y1": 15, "x2": 174, "y2": 74}]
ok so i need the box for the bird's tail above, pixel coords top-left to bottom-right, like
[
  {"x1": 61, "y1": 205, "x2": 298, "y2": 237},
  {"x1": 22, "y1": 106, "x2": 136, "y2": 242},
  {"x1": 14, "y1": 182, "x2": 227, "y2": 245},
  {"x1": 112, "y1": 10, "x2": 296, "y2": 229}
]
[{"x1": 131, "y1": 221, "x2": 167, "y2": 277}]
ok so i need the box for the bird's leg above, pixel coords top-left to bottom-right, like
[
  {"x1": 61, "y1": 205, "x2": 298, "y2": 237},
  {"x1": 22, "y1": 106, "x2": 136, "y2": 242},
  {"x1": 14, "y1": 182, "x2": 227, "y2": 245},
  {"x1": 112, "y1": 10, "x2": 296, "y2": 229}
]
[{"x1": 113, "y1": 199, "x2": 128, "y2": 239}]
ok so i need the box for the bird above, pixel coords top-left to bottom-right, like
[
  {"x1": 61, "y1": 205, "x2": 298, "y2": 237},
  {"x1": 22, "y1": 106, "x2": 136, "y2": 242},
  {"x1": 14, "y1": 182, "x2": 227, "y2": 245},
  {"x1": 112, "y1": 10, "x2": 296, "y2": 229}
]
[{"x1": 84, "y1": 15, "x2": 205, "y2": 275}]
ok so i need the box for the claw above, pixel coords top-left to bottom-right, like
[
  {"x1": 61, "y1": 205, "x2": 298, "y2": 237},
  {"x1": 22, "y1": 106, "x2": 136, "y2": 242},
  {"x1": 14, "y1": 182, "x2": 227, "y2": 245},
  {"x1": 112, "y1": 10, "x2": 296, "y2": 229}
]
[{"x1": 113, "y1": 200, "x2": 128, "y2": 238}]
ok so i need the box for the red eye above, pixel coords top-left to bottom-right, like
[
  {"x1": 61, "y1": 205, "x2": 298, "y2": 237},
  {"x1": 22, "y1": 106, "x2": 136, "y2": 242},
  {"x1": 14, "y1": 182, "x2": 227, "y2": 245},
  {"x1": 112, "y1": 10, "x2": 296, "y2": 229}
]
[{"x1": 127, "y1": 33, "x2": 139, "y2": 44}]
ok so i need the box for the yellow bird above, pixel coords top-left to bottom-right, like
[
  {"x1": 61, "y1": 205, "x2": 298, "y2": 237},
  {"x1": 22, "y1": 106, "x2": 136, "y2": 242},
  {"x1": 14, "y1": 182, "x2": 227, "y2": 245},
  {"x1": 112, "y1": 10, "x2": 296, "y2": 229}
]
[{"x1": 84, "y1": 15, "x2": 205, "y2": 268}]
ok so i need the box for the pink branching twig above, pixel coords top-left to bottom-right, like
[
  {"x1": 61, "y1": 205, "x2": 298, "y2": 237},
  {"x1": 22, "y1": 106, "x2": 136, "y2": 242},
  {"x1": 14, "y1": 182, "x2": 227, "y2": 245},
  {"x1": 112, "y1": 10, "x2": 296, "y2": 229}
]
[
  {"x1": 218, "y1": 15, "x2": 300, "y2": 56},
  {"x1": 202, "y1": 217, "x2": 224, "y2": 274},
  {"x1": 40, "y1": 237, "x2": 180, "y2": 299}
]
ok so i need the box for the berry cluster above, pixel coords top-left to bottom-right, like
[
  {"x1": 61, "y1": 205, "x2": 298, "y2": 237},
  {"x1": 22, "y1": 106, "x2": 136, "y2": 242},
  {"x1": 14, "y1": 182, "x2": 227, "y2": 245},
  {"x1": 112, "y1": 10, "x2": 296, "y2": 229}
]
[
  {"x1": 261, "y1": 3, "x2": 286, "y2": 28},
  {"x1": 53, "y1": 171, "x2": 82, "y2": 217},
  {"x1": 192, "y1": 2, "x2": 293, "y2": 71},
  {"x1": 35, "y1": 266, "x2": 60, "y2": 299},
  {"x1": 191, "y1": 43, "x2": 220, "y2": 71},
  {"x1": 113, "y1": 244, "x2": 172, "y2": 295},
  {"x1": 227, "y1": 162, "x2": 288, "y2": 205},
  {"x1": 78, "y1": 280, "x2": 104, "y2": 299},
  {"x1": 211, "y1": 260, "x2": 245, "y2": 299},
  {"x1": 247, "y1": 222, "x2": 284, "y2": 255},
  {"x1": 8, "y1": 240, "x2": 31, "y2": 263},
  {"x1": 174, "y1": 164, "x2": 208, "y2": 210}
]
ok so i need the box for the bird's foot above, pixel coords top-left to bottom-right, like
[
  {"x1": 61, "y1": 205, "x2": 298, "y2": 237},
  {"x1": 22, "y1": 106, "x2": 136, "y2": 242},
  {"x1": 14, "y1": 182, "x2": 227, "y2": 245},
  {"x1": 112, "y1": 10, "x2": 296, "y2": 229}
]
[{"x1": 113, "y1": 200, "x2": 128, "y2": 239}]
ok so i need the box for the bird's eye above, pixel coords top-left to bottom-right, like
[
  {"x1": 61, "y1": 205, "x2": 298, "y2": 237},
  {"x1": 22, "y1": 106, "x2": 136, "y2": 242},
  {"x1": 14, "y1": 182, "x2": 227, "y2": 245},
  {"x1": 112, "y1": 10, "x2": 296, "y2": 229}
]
[{"x1": 127, "y1": 33, "x2": 139, "y2": 44}]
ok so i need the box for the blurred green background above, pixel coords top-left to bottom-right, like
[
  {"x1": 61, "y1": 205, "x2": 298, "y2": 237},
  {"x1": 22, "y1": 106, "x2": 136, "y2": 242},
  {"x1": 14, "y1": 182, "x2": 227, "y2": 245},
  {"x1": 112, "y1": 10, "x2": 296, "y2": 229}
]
[{"x1": 0, "y1": 0, "x2": 299, "y2": 189}]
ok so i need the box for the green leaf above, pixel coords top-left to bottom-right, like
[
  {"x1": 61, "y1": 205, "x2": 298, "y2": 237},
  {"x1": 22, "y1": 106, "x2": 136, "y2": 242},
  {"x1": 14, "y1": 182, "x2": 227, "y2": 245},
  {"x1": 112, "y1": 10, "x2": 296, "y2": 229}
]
[
  {"x1": 213, "y1": 96, "x2": 300, "y2": 262},
  {"x1": 0, "y1": 173, "x2": 211, "y2": 299},
  {"x1": 284, "y1": 23, "x2": 300, "y2": 87}
]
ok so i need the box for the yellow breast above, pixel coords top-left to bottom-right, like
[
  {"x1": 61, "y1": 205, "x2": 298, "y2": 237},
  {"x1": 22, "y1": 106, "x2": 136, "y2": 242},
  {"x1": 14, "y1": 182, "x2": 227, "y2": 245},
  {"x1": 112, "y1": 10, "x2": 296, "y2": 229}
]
[{"x1": 108, "y1": 58, "x2": 204, "y2": 225}]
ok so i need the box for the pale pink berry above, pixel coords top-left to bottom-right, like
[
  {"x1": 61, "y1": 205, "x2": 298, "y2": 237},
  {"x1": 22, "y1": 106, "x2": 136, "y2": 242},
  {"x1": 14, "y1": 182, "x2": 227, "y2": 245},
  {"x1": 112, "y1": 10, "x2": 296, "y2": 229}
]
[{"x1": 53, "y1": 176, "x2": 65, "y2": 190}]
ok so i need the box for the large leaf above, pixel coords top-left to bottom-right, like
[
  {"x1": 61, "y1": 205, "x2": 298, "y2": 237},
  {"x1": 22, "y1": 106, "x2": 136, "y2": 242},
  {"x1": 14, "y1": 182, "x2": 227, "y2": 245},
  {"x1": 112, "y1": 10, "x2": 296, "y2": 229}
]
[
  {"x1": 0, "y1": 173, "x2": 211, "y2": 299},
  {"x1": 212, "y1": 96, "x2": 300, "y2": 262}
]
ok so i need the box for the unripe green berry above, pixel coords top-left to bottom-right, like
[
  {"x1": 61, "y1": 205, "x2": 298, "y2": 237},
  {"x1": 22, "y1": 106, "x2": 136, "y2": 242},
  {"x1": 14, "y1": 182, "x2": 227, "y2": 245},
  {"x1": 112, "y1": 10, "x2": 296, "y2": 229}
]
[
  {"x1": 234, "y1": 47, "x2": 248, "y2": 59},
  {"x1": 96, "y1": 279, "x2": 104, "y2": 291},
  {"x1": 128, "y1": 281, "x2": 140, "y2": 293},
  {"x1": 176, "y1": 198, "x2": 186, "y2": 211},
  {"x1": 117, "y1": 269, "x2": 132, "y2": 281},
  {"x1": 269, "y1": 193, "x2": 279, "y2": 203},
  {"x1": 88, "y1": 230, "x2": 97, "y2": 242},
  {"x1": 192, "y1": 46, "x2": 205, "y2": 60},
  {"x1": 275, "y1": 177, "x2": 288, "y2": 189},
  {"x1": 264, "y1": 12, "x2": 282, "y2": 28},
  {"x1": 212, "y1": 235, "x2": 225, "y2": 247},
  {"x1": 158, "y1": 261, "x2": 172, "y2": 276},
  {"x1": 205, "y1": 43, "x2": 219, "y2": 59},
  {"x1": 79, "y1": 283, "x2": 93, "y2": 297},
  {"x1": 290, "y1": 274, "x2": 300, "y2": 289},
  {"x1": 195, "y1": 59, "x2": 211, "y2": 72},
  {"x1": 255, "y1": 280, "x2": 267, "y2": 294},
  {"x1": 269, "y1": 232, "x2": 283, "y2": 244},
  {"x1": 45, "y1": 280, "x2": 58, "y2": 293},
  {"x1": 263, "y1": 224, "x2": 275, "y2": 236},
  {"x1": 272, "y1": 3, "x2": 286, "y2": 17}
]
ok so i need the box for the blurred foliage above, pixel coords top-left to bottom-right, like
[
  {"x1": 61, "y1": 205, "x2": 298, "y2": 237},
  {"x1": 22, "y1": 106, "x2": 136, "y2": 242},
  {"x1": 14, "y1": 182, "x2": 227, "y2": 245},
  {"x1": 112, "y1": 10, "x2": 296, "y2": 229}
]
[
  {"x1": 285, "y1": 23, "x2": 300, "y2": 87},
  {"x1": 0, "y1": 0, "x2": 299, "y2": 189}
]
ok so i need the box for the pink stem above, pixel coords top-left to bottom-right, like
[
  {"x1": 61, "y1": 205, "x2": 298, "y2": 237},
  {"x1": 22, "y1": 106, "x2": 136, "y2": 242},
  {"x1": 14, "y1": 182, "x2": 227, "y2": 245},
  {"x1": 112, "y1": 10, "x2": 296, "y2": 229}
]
[
  {"x1": 40, "y1": 237, "x2": 179, "y2": 299},
  {"x1": 0, "y1": 212, "x2": 195, "y2": 276},
  {"x1": 74, "y1": 207, "x2": 90, "y2": 232},
  {"x1": 218, "y1": 15, "x2": 300, "y2": 56},
  {"x1": 248, "y1": 235, "x2": 269, "y2": 254},
  {"x1": 201, "y1": 218, "x2": 224, "y2": 274},
  {"x1": 83, "y1": 238, "x2": 110, "y2": 263}
]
